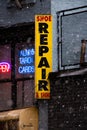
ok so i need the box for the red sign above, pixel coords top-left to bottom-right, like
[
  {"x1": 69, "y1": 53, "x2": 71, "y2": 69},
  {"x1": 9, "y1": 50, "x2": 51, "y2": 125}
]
[{"x1": 0, "y1": 62, "x2": 11, "y2": 73}]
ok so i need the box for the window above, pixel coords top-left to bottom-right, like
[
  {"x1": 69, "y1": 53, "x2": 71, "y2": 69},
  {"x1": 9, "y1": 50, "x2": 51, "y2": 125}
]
[
  {"x1": 15, "y1": 42, "x2": 34, "y2": 79},
  {"x1": 57, "y1": 6, "x2": 87, "y2": 70},
  {"x1": 0, "y1": 24, "x2": 35, "y2": 111}
]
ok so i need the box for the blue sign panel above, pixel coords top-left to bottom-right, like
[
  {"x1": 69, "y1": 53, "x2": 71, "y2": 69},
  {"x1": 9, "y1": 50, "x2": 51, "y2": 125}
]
[{"x1": 18, "y1": 48, "x2": 34, "y2": 74}]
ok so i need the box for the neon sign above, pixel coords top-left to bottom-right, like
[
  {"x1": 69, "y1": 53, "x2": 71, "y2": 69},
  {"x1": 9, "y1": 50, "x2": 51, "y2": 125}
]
[
  {"x1": 18, "y1": 48, "x2": 35, "y2": 74},
  {"x1": 0, "y1": 62, "x2": 11, "y2": 73}
]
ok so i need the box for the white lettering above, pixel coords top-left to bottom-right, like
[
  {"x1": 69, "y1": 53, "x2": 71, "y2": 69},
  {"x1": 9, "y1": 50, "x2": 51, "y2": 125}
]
[
  {"x1": 19, "y1": 57, "x2": 33, "y2": 64},
  {"x1": 18, "y1": 66, "x2": 34, "y2": 74}
]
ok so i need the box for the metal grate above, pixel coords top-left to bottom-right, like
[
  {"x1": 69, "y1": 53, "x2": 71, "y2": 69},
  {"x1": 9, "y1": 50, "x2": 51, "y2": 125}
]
[{"x1": 0, "y1": 119, "x2": 19, "y2": 130}]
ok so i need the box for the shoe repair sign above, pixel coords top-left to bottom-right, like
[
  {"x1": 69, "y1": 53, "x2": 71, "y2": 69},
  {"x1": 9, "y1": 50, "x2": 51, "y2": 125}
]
[{"x1": 35, "y1": 15, "x2": 52, "y2": 99}]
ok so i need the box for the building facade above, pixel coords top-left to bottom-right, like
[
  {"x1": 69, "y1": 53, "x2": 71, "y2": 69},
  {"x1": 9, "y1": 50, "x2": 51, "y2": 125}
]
[
  {"x1": 0, "y1": 0, "x2": 51, "y2": 130},
  {"x1": 49, "y1": 0, "x2": 87, "y2": 129},
  {"x1": 0, "y1": 0, "x2": 87, "y2": 130}
]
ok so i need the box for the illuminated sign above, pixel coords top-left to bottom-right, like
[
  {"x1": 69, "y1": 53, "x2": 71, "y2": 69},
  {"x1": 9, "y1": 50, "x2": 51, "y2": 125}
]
[
  {"x1": 35, "y1": 15, "x2": 52, "y2": 99},
  {"x1": 0, "y1": 62, "x2": 11, "y2": 73},
  {"x1": 18, "y1": 48, "x2": 35, "y2": 74}
]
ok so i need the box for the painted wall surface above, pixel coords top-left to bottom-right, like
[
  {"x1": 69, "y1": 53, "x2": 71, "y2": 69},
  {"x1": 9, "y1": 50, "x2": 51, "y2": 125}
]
[
  {"x1": 51, "y1": 0, "x2": 87, "y2": 71},
  {"x1": 0, "y1": 0, "x2": 51, "y2": 27}
]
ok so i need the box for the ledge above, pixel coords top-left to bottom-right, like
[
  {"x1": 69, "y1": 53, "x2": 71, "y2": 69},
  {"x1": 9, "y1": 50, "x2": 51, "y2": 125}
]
[{"x1": 48, "y1": 67, "x2": 87, "y2": 80}]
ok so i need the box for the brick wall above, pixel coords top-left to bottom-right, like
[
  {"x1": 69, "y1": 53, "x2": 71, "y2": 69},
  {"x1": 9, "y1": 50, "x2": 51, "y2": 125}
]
[{"x1": 48, "y1": 73, "x2": 87, "y2": 130}]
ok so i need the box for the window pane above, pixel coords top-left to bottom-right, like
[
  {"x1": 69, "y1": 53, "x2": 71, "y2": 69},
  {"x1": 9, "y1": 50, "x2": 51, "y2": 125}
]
[
  {"x1": 15, "y1": 42, "x2": 35, "y2": 79},
  {"x1": 17, "y1": 80, "x2": 34, "y2": 108},
  {"x1": 0, "y1": 83, "x2": 12, "y2": 111},
  {"x1": 62, "y1": 12, "x2": 87, "y2": 66}
]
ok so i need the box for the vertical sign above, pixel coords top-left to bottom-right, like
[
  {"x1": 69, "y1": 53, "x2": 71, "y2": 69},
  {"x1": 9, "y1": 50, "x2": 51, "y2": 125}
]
[{"x1": 35, "y1": 15, "x2": 52, "y2": 99}]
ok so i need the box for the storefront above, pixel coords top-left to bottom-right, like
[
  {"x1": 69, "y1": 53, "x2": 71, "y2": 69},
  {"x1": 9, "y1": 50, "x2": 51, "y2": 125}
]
[
  {"x1": 0, "y1": 0, "x2": 87, "y2": 130},
  {"x1": 0, "y1": 0, "x2": 51, "y2": 130},
  {"x1": 0, "y1": 23, "x2": 35, "y2": 110}
]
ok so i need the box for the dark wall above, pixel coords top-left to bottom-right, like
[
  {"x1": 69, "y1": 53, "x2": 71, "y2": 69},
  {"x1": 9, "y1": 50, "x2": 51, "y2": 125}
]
[
  {"x1": 48, "y1": 73, "x2": 87, "y2": 130},
  {"x1": 0, "y1": 23, "x2": 34, "y2": 44},
  {"x1": 0, "y1": 0, "x2": 51, "y2": 27}
]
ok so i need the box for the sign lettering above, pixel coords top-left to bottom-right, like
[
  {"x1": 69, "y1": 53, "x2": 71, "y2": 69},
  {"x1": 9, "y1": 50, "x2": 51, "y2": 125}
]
[
  {"x1": 18, "y1": 48, "x2": 34, "y2": 74},
  {"x1": 0, "y1": 62, "x2": 11, "y2": 73},
  {"x1": 35, "y1": 15, "x2": 52, "y2": 99}
]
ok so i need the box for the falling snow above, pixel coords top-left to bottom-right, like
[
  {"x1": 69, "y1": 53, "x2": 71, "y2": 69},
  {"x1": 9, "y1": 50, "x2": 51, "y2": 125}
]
[{"x1": 0, "y1": 0, "x2": 87, "y2": 130}]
